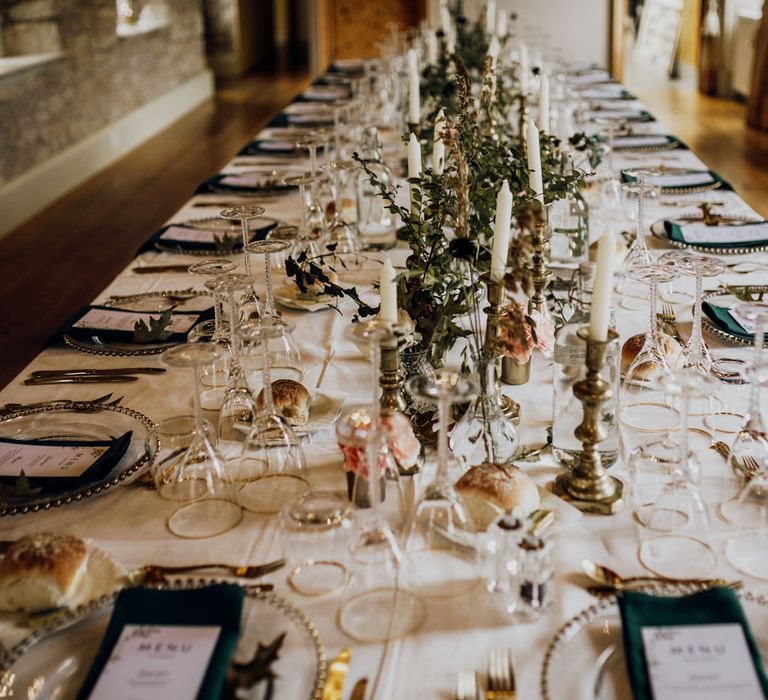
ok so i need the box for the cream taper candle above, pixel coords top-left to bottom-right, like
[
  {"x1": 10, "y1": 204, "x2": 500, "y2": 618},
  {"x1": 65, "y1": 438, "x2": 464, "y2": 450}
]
[
  {"x1": 589, "y1": 229, "x2": 614, "y2": 342},
  {"x1": 408, "y1": 132, "x2": 422, "y2": 213},
  {"x1": 379, "y1": 257, "x2": 398, "y2": 324},
  {"x1": 490, "y1": 180, "x2": 513, "y2": 282},
  {"x1": 426, "y1": 30, "x2": 438, "y2": 65},
  {"x1": 497, "y1": 9, "x2": 508, "y2": 37},
  {"x1": 519, "y1": 43, "x2": 530, "y2": 93},
  {"x1": 485, "y1": 0, "x2": 496, "y2": 34},
  {"x1": 526, "y1": 118, "x2": 544, "y2": 203}
]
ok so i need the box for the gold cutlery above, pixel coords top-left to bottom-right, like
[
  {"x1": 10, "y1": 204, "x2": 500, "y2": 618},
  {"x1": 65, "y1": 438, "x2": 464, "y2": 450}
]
[
  {"x1": 349, "y1": 677, "x2": 368, "y2": 700},
  {"x1": 657, "y1": 304, "x2": 686, "y2": 346},
  {"x1": 24, "y1": 375, "x2": 140, "y2": 385},
  {"x1": 582, "y1": 560, "x2": 731, "y2": 589},
  {"x1": 455, "y1": 670, "x2": 478, "y2": 700},
  {"x1": 322, "y1": 648, "x2": 351, "y2": 700},
  {"x1": 30, "y1": 368, "x2": 165, "y2": 378},
  {"x1": 711, "y1": 440, "x2": 731, "y2": 460},
  {"x1": 487, "y1": 648, "x2": 516, "y2": 699},
  {"x1": 128, "y1": 558, "x2": 286, "y2": 585},
  {"x1": 132, "y1": 265, "x2": 193, "y2": 274}
]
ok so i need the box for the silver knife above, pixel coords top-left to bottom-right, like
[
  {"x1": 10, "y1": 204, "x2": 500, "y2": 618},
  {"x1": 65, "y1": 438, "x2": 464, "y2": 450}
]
[
  {"x1": 24, "y1": 376, "x2": 139, "y2": 385},
  {"x1": 30, "y1": 368, "x2": 165, "y2": 378}
]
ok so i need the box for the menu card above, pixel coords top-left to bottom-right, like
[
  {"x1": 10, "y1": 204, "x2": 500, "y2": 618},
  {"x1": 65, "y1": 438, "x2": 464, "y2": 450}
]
[
  {"x1": 87, "y1": 624, "x2": 221, "y2": 700},
  {"x1": 641, "y1": 624, "x2": 764, "y2": 700},
  {"x1": 0, "y1": 440, "x2": 110, "y2": 478},
  {"x1": 647, "y1": 171, "x2": 715, "y2": 187},
  {"x1": 218, "y1": 174, "x2": 279, "y2": 188},
  {"x1": 159, "y1": 226, "x2": 233, "y2": 244},
  {"x1": 72, "y1": 308, "x2": 197, "y2": 334},
  {"x1": 614, "y1": 135, "x2": 672, "y2": 148},
  {"x1": 672, "y1": 221, "x2": 768, "y2": 246}
]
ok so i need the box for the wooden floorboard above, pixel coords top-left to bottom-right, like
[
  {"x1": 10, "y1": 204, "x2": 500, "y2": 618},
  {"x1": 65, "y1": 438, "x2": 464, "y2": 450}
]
[{"x1": 0, "y1": 71, "x2": 310, "y2": 387}]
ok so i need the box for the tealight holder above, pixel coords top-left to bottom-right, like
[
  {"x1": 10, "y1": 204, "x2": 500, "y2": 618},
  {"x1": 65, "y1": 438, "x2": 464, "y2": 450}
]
[{"x1": 553, "y1": 328, "x2": 624, "y2": 514}]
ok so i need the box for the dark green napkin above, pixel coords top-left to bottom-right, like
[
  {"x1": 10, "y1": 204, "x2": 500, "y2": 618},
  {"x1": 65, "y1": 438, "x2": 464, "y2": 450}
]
[
  {"x1": 702, "y1": 300, "x2": 757, "y2": 341},
  {"x1": 137, "y1": 220, "x2": 277, "y2": 254},
  {"x1": 618, "y1": 588, "x2": 768, "y2": 700},
  {"x1": 622, "y1": 169, "x2": 733, "y2": 191},
  {"x1": 53, "y1": 305, "x2": 214, "y2": 347},
  {"x1": 195, "y1": 171, "x2": 297, "y2": 194},
  {"x1": 236, "y1": 140, "x2": 305, "y2": 158},
  {"x1": 665, "y1": 220, "x2": 768, "y2": 248},
  {"x1": 77, "y1": 584, "x2": 245, "y2": 700},
  {"x1": 0, "y1": 430, "x2": 132, "y2": 491}
]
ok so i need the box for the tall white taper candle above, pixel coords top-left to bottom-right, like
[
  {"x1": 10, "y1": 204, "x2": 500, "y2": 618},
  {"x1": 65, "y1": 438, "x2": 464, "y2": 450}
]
[
  {"x1": 432, "y1": 108, "x2": 446, "y2": 174},
  {"x1": 526, "y1": 118, "x2": 544, "y2": 204},
  {"x1": 539, "y1": 73, "x2": 550, "y2": 133},
  {"x1": 589, "y1": 229, "x2": 614, "y2": 342},
  {"x1": 407, "y1": 49, "x2": 420, "y2": 125},
  {"x1": 490, "y1": 181, "x2": 513, "y2": 282},
  {"x1": 379, "y1": 257, "x2": 398, "y2": 324}
]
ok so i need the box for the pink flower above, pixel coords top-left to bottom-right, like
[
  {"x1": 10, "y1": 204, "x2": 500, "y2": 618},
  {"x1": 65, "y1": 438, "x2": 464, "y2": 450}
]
[
  {"x1": 499, "y1": 302, "x2": 554, "y2": 362},
  {"x1": 381, "y1": 413, "x2": 421, "y2": 469},
  {"x1": 530, "y1": 309, "x2": 555, "y2": 359}
]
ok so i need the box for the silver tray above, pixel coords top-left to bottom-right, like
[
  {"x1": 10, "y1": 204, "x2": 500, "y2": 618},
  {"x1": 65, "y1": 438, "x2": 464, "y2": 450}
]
[
  {"x1": 154, "y1": 217, "x2": 280, "y2": 256},
  {"x1": 0, "y1": 403, "x2": 156, "y2": 516},
  {"x1": 613, "y1": 139, "x2": 680, "y2": 153},
  {"x1": 0, "y1": 579, "x2": 327, "y2": 700},
  {"x1": 103, "y1": 289, "x2": 213, "y2": 313},
  {"x1": 702, "y1": 286, "x2": 768, "y2": 347},
  {"x1": 541, "y1": 587, "x2": 768, "y2": 700},
  {"x1": 63, "y1": 330, "x2": 178, "y2": 357}
]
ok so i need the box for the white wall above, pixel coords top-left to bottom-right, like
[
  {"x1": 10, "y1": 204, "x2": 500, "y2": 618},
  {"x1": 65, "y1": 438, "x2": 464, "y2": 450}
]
[{"x1": 429, "y1": 0, "x2": 612, "y2": 67}]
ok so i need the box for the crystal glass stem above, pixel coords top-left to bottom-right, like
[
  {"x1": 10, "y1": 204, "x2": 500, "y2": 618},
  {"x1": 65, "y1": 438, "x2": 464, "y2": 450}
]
[
  {"x1": 239, "y1": 219, "x2": 252, "y2": 278},
  {"x1": 635, "y1": 178, "x2": 649, "y2": 255},
  {"x1": 259, "y1": 328, "x2": 275, "y2": 415},
  {"x1": 191, "y1": 359, "x2": 204, "y2": 430},
  {"x1": 264, "y1": 252, "x2": 275, "y2": 316},
  {"x1": 685, "y1": 271, "x2": 706, "y2": 367},
  {"x1": 436, "y1": 389, "x2": 450, "y2": 485},
  {"x1": 648, "y1": 278, "x2": 659, "y2": 344}
]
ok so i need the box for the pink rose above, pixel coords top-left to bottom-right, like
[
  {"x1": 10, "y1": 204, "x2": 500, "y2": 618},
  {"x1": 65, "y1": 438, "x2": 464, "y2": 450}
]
[{"x1": 530, "y1": 309, "x2": 555, "y2": 359}]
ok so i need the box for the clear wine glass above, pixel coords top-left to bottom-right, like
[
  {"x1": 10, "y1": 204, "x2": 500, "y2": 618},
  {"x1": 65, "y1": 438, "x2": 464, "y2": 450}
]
[
  {"x1": 234, "y1": 319, "x2": 310, "y2": 513},
  {"x1": 188, "y1": 258, "x2": 236, "y2": 344},
  {"x1": 160, "y1": 343, "x2": 243, "y2": 539},
  {"x1": 405, "y1": 370, "x2": 480, "y2": 598},
  {"x1": 206, "y1": 274, "x2": 258, "y2": 452},
  {"x1": 676, "y1": 253, "x2": 725, "y2": 374},
  {"x1": 266, "y1": 225, "x2": 298, "y2": 272},
  {"x1": 244, "y1": 239, "x2": 291, "y2": 318},
  {"x1": 636, "y1": 368, "x2": 718, "y2": 578},
  {"x1": 295, "y1": 136, "x2": 327, "y2": 237},
  {"x1": 219, "y1": 204, "x2": 266, "y2": 309}
]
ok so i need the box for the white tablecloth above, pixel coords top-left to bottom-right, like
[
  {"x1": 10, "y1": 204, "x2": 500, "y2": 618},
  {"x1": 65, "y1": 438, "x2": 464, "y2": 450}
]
[{"x1": 1, "y1": 82, "x2": 767, "y2": 699}]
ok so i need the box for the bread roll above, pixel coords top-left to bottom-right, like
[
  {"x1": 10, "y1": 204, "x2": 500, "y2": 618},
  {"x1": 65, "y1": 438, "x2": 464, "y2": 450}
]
[
  {"x1": 455, "y1": 463, "x2": 540, "y2": 533},
  {"x1": 257, "y1": 379, "x2": 311, "y2": 425},
  {"x1": 0, "y1": 533, "x2": 88, "y2": 612},
  {"x1": 621, "y1": 332, "x2": 682, "y2": 377}
]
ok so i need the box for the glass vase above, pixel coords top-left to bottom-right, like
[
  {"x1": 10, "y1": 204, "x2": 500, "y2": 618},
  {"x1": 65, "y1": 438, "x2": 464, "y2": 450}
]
[{"x1": 451, "y1": 356, "x2": 519, "y2": 467}]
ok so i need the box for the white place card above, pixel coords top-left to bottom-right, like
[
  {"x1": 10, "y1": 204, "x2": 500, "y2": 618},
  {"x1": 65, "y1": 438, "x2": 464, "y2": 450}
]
[
  {"x1": 647, "y1": 172, "x2": 715, "y2": 187},
  {"x1": 641, "y1": 623, "x2": 764, "y2": 700},
  {"x1": 253, "y1": 140, "x2": 295, "y2": 152},
  {"x1": 73, "y1": 308, "x2": 197, "y2": 334},
  {"x1": 614, "y1": 136, "x2": 671, "y2": 148},
  {"x1": 0, "y1": 440, "x2": 110, "y2": 478},
  {"x1": 159, "y1": 226, "x2": 223, "y2": 244},
  {"x1": 88, "y1": 624, "x2": 221, "y2": 700},
  {"x1": 677, "y1": 222, "x2": 768, "y2": 245},
  {"x1": 218, "y1": 175, "x2": 276, "y2": 188},
  {"x1": 288, "y1": 113, "x2": 334, "y2": 125}
]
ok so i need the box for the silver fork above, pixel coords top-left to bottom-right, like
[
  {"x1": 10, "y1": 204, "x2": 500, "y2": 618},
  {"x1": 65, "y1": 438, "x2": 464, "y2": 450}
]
[
  {"x1": 455, "y1": 670, "x2": 478, "y2": 700},
  {"x1": 486, "y1": 649, "x2": 516, "y2": 699}
]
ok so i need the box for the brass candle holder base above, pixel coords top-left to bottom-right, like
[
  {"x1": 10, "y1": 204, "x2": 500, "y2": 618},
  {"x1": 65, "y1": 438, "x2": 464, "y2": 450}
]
[
  {"x1": 530, "y1": 210, "x2": 551, "y2": 316},
  {"x1": 380, "y1": 343, "x2": 407, "y2": 414},
  {"x1": 551, "y1": 328, "x2": 624, "y2": 515}
]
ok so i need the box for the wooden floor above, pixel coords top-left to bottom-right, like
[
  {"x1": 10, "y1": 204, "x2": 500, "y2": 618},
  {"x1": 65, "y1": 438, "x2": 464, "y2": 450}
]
[
  {"x1": 0, "y1": 71, "x2": 310, "y2": 387},
  {"x1": 1, "y1": 70, "x2": 767, "y2": 387}
]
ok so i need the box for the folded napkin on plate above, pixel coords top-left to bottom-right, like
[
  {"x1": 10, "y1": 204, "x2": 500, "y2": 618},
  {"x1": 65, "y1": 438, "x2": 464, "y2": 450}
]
[
  {"x1": 51, "y1": 305, "x2": 215, "y2": 347},
  {"x1": 612, "y1": 134, "x2": 685, "y2": 150},
  {"x1": 702, "y1": 301, "x2": 759, "y2": 341},
  {"x1": 76, "y1": 584, "x2": 245, "y2": 700},
  {"x1": 0, "y1": 430, "x2": 132, "y2": 490},
  {"x1": 618, "y1": 588, "x2": 768, "y2": 700},
  {"x1": 622, "y1": 168, "x2": 733, "y2": 191},
  {"x1": 665, "y1": 220, "x2": 768, "y2": 248},
  {"x1": 137, "y1": 221, "x2": 276, "y2": 254},
  {"x1": 195, "y1": 171, "x2": 296, "y2": 194},
  {"x1": 587, "y1": 109, "x2": 654, "y2": 122},
  {"x1": 236, "y1": 139, "x2": 302, "y2": 157}
]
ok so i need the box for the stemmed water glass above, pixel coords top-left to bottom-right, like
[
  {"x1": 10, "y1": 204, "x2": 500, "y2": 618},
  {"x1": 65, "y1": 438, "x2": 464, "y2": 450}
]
[
  {"x1": 234, "y1": 320, "x2": 310, "y2": 513},
  {"x1": 405, "y1": 370, "x2": 480, "y2": 598},
  {"x1": 244, "y1": 239, "x2": 291, "y2": 318},
  {"x1": 219, "y1": 204, "x2": 266, "y2": 308},
  {"x1": 295, "y1": 136, "x2": 327, "y2": 237},
  {"x1": 620, "y1": 264, "x2": 682, "y2": 458},
  {"x1": 592, "y1": 115, "x2": 625, "y2": 209},
  {"x1": 160, "y1": 342, "x2": 243, "y2": 539},
  {"x1": 187, "y1": 258, "x2": 237, "y2": 345},
  {"x1": 207, "y1": 274, "x2": 257, "y2": 450},
  {"x1": 635, "y1": 368, "x2": 718, "y2": 578},
  {"x1": 676, "y1": 253, "x2": 725, "y2": 374},
  {"x1": 266, "y1": 225, "x2": 298, "y2": 272}
]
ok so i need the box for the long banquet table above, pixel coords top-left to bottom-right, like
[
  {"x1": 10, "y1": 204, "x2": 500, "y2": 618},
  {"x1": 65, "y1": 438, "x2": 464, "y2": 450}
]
[{"x1": 1, "y1": 63, "x2": 767, "y2": 698}]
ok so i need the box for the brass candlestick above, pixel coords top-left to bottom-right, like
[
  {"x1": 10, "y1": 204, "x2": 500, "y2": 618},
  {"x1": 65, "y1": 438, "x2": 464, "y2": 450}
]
[
  {"x1": 380, "y1": 339, "x2": 408, "y2": 414},
  {"x1": 517, "y1": 93, "x2": 530, "y2": 147},
  {"x1": 407, "y1": 122, "x2": 420, "y2": 136},
  {"x1": 553, "y1": 328, "x2": 624, "y2": 514},
  {"x1": 529, "y1": 209, "x2": 551, "y2": 316},
  {"x1": 484, "y1": 276, "x2": 520, "y2": 424}
]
